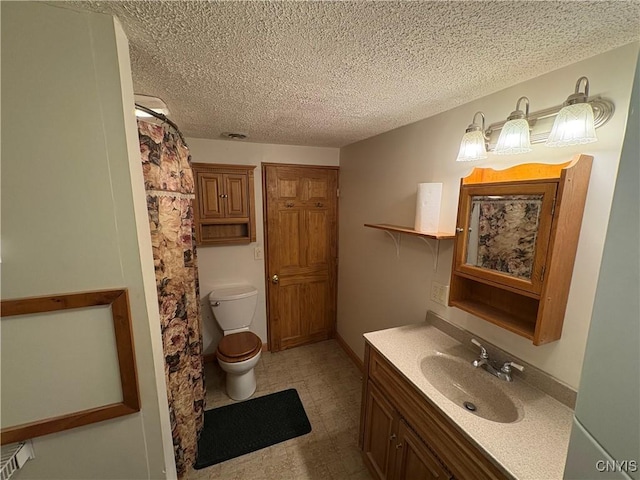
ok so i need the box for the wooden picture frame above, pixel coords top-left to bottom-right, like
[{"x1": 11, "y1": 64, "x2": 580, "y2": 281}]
[{"x1": 0, "y1": 289, "x2": 140, "y2": 445}]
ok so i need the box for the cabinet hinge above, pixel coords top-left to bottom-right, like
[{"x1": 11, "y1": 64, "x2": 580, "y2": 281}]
[
  {"x1": 337, "y1": 188, "x2": 340, "y2": 198},
  {"x1": 540, "y1": 265, "x2": 546, "y2": 282},
  {"x1": 551, "y1": 198, "x2": 556, "y2": 217}
]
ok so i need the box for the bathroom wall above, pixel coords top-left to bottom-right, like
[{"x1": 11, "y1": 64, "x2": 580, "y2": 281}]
[
  {"x1": 1, "y1": 3, "x2": 175, "y2": 478},
  {"x1": 184, "y1": 138, "x2": 340, "y2": 354},
  {"x1": 337, "y1": 42, "x2": 639, "y2": 390}
]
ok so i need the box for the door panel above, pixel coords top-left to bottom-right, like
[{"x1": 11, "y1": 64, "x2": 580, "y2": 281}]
[
  {"x1": 277, "y1": 177, "x2": 300, "y2": 199},
  {"x1": 307, "y1": 210, "x2": 329, "y2": 266},
  {"x1": 307, "y1": 178, "x2": 328, "y2": 200},
  {"x1": 306, "y1": 280, "x2": 329, "y2": 335},
  {"x1": 277, "y1": 210, "x2": 303, "y2": 269},
  {"x1": 278, "y1": 283, "x2": 302, "y2": 345},
  {"x1": 264, "y1": 164, "x2": 338, "y2": 352}
]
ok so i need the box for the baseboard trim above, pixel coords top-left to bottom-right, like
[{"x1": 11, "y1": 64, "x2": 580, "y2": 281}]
[{"x1": 335, "y1": 332, "x2": 364, "y2": 373}]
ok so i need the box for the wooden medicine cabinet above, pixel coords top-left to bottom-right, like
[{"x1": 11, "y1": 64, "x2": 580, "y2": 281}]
[
  {"x1": 192, "y1": 163, "x2": 256, "y2": 245},
  {"x1": 449, "y1": 154, "x2": 593, "y2": 345}
]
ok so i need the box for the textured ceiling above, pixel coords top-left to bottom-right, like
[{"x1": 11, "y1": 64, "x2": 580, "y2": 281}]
[{"x1": 65, "y1": 1, "x2": 639, "y2": 147}]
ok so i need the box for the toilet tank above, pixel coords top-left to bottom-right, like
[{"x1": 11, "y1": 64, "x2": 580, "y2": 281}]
[{"x1": 209, "y1": 285, "x2": 258, "y2": 332}]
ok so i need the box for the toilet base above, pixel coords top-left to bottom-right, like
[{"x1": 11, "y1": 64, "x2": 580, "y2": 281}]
[{"x1": 225, "y1": 368, "x2": 257, "y2": 401}]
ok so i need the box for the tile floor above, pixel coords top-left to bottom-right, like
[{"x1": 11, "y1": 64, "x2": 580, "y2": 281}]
[{"x1": 185, "y1": 339, "x2": 374, "y2": 480}]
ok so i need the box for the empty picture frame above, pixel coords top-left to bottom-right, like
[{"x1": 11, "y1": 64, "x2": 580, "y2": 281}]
[{"x1": 0, "y1": 289, "x2": 140, "y2": 445}]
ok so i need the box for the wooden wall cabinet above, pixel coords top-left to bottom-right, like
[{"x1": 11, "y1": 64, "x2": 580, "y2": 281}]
[
  {"x1": 449, "y1": 155, "x2": 593, "y2": 345},
  {"x1": 360, "y1": 344, "x2": 507, "y2": 480},
  {"x1": 192, "y1": 163, "x2": 256, "y2": 245}
]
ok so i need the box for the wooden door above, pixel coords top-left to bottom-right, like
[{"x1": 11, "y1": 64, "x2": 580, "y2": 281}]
[
  {"x1": 363, "y1": 382, "x2": 398, "y2": 480},
  {"x1": 394, "y1": 420, "x2": 451, "y2": 480},
  {"x1": 263, "y1": 163, "x2": 338, "y2": 351}
]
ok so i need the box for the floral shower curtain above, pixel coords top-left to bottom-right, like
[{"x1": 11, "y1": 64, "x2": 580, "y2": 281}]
[{"x1": 137, "y1": 120, "x2": 205, "y2": 476}]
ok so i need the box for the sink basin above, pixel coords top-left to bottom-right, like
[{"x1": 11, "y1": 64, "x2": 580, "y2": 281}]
[{"x1": 420, "y1": 354, "x2": 523, "y2": 423}]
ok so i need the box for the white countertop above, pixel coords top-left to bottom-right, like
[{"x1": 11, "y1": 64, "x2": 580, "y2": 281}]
[{"x1": 364, "y1": 323, "x2": 574, "y2": 480}]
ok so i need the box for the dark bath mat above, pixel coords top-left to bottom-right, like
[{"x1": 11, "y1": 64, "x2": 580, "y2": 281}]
[{"x1": 194, "y1": 388, "x2": 312, "y2": 469}]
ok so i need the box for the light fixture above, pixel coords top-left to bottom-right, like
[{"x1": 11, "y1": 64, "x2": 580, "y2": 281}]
[
  {"x1": 494, "y1": 97, "x2": 532, "y2": 155},
  {"x1": 456, "y1": 111, "x2": 488, "y2": 162},
  {"x1": 545, "y1": 76, "x2": 597, "y2": 147},
  {"x1": 134, "y1": 94, "x2": 170, "y2": 117},
  {"x1": 454, "y1": 77, "x2": 614, "y2": 162}
]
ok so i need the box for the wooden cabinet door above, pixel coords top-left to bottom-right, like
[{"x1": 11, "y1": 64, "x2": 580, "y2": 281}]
[
  {"x1": 453, "y1": 182, "x2": 557, "y2": 295},
  {"x1": 394, "y1": 420, "x2": 451, "y2": 480},
  {"x1": 363, "y1": 382, "x2": 398, "y2": 480},
  {"x1": 264, "y1": 164, "x2": 338, "y2": 351},
  {"x1": 198, "y1": 172, "x2": 224, "y2": 218},
  {"x1": 224, "y1": 173, "x2": 249, "y2": 217}
]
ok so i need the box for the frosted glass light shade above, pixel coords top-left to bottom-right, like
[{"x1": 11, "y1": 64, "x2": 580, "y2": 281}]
[
  {"x1": 456, "y1": 130, "x2": 487, "y2": 162},
  {"x1": 494, "y1": 119, "x2": 531, "y2": 155},
  {"x1": 545, "y1": 103, "x2": 597, "y2": 147}
]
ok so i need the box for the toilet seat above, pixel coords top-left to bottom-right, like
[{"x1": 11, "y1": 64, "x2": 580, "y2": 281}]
[{"x1": 216, "y1": 331, "x2": 261, "y2": 363}]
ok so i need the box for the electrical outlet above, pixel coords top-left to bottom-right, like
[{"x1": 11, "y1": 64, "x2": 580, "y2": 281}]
[
  {"x1": 430, "y1": 281, "x2": 449, "y2": 306},
  {"x1": 254, "y1": 246, "x2": 263, "y2": 260}
]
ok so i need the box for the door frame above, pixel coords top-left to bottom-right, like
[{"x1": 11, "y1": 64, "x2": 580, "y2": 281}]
[{"x1": 261, "y1": 162, "x2": 339, "y2": 352}]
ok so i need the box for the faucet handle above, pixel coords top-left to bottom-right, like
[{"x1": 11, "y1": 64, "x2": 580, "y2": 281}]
[
  {"x1": 501, "y1": 361, "x2": 524, "y2": 373},
  {"x1": 471, "y1": 338, "x2": 489, "y2": 359}
]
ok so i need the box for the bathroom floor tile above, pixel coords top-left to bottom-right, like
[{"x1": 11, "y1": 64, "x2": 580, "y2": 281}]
[{"x1": 185, "y1": 339, "x2": 373, "y2": 480}]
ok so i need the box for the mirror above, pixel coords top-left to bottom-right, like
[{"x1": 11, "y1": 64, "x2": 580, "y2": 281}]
[{"x1": 465, "y1": 194, "x2": 544, "y2": 281}]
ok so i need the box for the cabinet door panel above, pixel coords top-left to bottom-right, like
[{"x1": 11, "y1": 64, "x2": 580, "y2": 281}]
[
  {"x1": 395, "y1": 420, "x2": 451, "y2": 480},
  {"x1": 363, "y1": 382, "x2": 397, "y2": 480},
  {"x1": 225, "y1": 174, "x2": 249, "y2": 217},
  {"x1": 198, "y1": 173, "x2": 224, "y2": 218}
]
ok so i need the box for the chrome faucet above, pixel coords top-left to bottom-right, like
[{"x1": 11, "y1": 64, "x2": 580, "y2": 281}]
[{"x1": 471, "y1": 339, "x2": 524, "y2": 382}]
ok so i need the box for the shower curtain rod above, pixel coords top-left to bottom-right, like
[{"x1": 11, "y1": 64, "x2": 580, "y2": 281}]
[{"x1": 134, "y1": 103, "x2": 188, "y2": 146}]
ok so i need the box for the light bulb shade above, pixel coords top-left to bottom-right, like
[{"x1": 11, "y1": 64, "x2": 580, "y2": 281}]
[
  {"x1": 456, "y1": 130, "x2": 487, "y2": 162},
  {"x1": 545, "y1": 103, "x2": 597, "y2": 147},
  {"x1": 494, "y1": 118, "x2": 532, "y2": 155}
]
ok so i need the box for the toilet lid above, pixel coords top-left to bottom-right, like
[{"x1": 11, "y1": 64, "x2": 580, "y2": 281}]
[{"x1": 216, "y1": 332, "x2": 262, "y2": 363}]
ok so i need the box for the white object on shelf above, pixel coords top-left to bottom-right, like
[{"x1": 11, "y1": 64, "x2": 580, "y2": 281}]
[
  {"x1": 1, "y1": 441, "x2": 35, "y2": 480},
  {"x1": 414, "y1": 183, "x2": 442, "y2": 234}
]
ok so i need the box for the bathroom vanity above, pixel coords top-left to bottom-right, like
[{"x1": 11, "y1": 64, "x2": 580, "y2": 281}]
[{"x1": 359, "y1": 320, "x2": 573, "y2": 480}]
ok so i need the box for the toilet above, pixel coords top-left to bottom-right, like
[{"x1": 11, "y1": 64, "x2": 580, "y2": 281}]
[{"x1": 209, "y1": 285, "x2": 261, "y2": 400}]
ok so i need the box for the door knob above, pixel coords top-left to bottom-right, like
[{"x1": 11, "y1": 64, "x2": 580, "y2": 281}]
[{"x1": 271, "y1": 274, "x2": 279, "y2": 284}]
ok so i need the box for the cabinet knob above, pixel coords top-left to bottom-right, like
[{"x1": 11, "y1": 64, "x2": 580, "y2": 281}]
[
  {"x1": 271, "y1": 274, "x2": 279, "y2": 284},
  {"x1": 389, "y1": 434, "x2": 396, "y2": 441},
  {"x1": 456, "y1": 227, "x2": 464, "y2": 233},
  {"x1": 395, "y1": 443, "x2": 403, "y2": 449}
]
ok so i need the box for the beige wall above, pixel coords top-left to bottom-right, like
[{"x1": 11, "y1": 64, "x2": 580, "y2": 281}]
[
  {"x1": 185, "y1": 138, "x2": 340, "y2": 354},
  {"x1": 1, "y1": 3, "x2": 175, "y2": 478},
  {"x1": 337, "y1": 42, "x2": 639, "y2": 390}
]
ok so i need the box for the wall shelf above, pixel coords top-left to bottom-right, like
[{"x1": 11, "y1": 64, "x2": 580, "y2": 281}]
[{"x1": 364, "y1": 223, "x2": 455, "y2": 271}]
